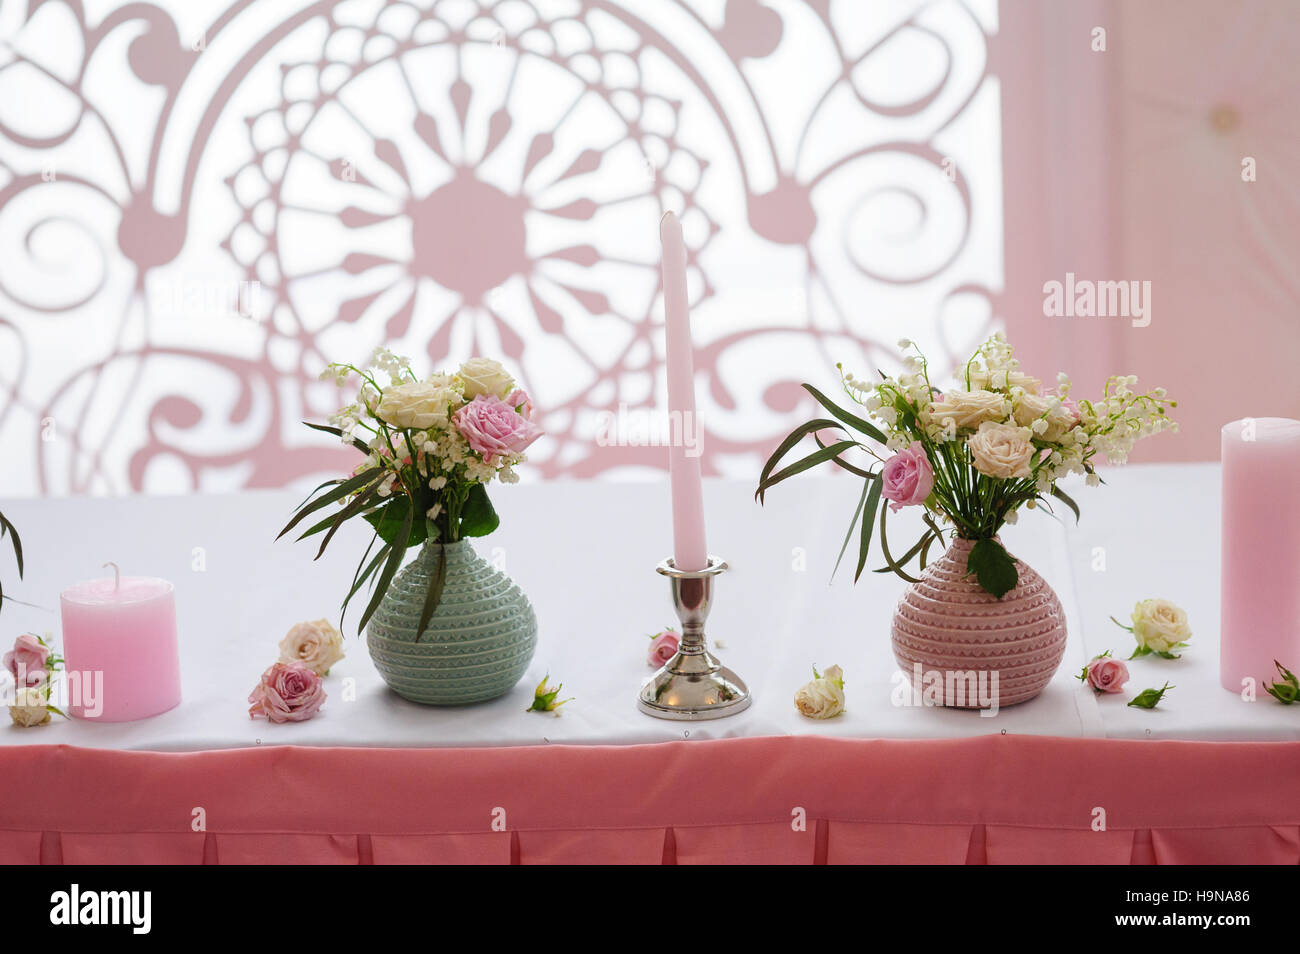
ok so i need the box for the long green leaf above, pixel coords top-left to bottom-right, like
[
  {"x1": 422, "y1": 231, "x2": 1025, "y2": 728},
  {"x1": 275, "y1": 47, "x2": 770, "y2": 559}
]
[
  {"x1": 313, "y1": 485, "x2": 381, "y2": 559},
  {"x1": 813, "y1": 432, "x2": 874, "y2": 479},
  {"x1": 342, "y1": 537, "x2": 390, "y2": 628},
  {"x1": 1050, "y1": 485, "x2": 1081, "y2": 523},
  {"x1": 0, "y1": 512, "x2": 22, "y2": 578},
  {"x1": 756, "y1": 418, "x2": 842, "y2": 502},
  {"x1": 877, "y1": 504, "x2": 922, "y2": 584},
  {"x1": 757, "y1": 440, "x2": 860, "y2": 500},
  {"x1": 872, "y1": 529, "x2": 933, "y2": 573},
  {"x1": 832, "y1": 478, "x2": 872, "y2": 581},
  {"x1": 278, "y1": 467, "x2": 383, "y2": 540},
  {"x1": 358, "y1": 502, "x2": 414, "y2": 633},
  {"x1": 854, "y1": 478, "x2": 883, "y2": 582},
  {"x1": 415, "y1": 542, "x2": 448, "y2": 642},
  {"x1": 802, "y1": 384, "x2": 889, "y2": 444},
  {"x1": 304, "y1": 420, "x2": 372, "y2": 456}
]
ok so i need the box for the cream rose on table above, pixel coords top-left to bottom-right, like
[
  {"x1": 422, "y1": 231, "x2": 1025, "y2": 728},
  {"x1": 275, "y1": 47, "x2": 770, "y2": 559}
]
[
  {"x1": 1113, "y1": 599, "x2": 1192, "y2": 658},
  {"x1": 9, "y1": 686, "x2": 54, "y2": 727},
  {"x1": 794, "y1": 665, "x2": 845, "y2": 719},
  {"x1": 278, "y1": 619, "x2": 345, "y2": 676}
]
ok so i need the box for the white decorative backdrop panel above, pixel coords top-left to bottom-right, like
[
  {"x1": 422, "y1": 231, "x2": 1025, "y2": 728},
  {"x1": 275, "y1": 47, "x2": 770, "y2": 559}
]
[{"x1": 0, "y1": 0, "x2": 1001, "y2": 494}]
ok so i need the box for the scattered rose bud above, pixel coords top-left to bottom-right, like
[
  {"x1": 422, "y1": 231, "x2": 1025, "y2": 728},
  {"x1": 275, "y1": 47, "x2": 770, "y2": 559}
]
[
  {"x1": 248, "y1": 661, "x2": 326, "y2": 723},
  {"x1": 1264, "y1": 661, "x2": 1299, "y2": 705},
  {"x1": 1077, "y1": 651, "x2": 1129, "y2": 694},
  {"x1": 647, "y1": 628, "x2": 680, "y2": 667},
  {"x1": 1127, "y1": 682, "x2": 1174, "y2": 710},
  {"x1": 794, "y1": 664, "x2": 845, "y2": 719},
  {"x1": 528, "y1": 674, "x2": 572, "y2": 715},
  {"x1": 1113, "y1": 599, "x2": 1191, "y2": 659}
]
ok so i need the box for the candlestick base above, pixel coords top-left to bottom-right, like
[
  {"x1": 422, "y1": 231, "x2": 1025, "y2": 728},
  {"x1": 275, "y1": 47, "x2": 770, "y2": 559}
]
[{"x1": 638, "y1": 556, "x2": 752, "y2": 721}]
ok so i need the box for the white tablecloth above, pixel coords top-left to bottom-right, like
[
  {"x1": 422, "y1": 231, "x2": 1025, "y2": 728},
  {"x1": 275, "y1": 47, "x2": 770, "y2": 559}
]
[{"x1": 0, "y1": 463, "x2": 1292, "y2": 750}]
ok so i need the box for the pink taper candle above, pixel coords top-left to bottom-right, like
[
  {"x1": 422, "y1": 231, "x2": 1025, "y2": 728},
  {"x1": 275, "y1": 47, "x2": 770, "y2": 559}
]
[
  {"x1": 660, "y1": 211, "x2": 708, "y2": 571},
  {"x1": 1220, "y1": 418, "x2": 1300, "y2": 693},
  {"x1": 61, "y1": 564, "x2": 181, "y2": 721}
]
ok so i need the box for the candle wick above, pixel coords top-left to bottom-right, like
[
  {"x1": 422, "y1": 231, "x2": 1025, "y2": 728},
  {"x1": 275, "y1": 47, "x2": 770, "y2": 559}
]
[{"x1": 103, "y1": 561, "x2": 120, "y2": 592}]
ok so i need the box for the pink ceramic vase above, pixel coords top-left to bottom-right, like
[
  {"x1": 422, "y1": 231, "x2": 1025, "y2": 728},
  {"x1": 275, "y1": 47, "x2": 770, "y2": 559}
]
[{"x1": 890, "y1": 538, "x2": 1067, "y2": 708}]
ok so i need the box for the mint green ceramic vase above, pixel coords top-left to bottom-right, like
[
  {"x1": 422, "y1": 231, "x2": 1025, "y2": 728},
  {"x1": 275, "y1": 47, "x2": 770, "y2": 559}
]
[{"x1": 366, "y1": 539, "x2": 537, "y2": 705}]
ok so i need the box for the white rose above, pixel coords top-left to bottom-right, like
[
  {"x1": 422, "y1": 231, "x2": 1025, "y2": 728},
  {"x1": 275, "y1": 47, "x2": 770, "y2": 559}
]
[
  {"x1": 457, "y1": 358, "x2": 514, "y2": 400},
  {"x1": 10, "y1": 687, "x2": 51, "y2": 727},
  {"x1": 1013, "y1": 393, "x2": 1077, "y2": 442},
  {"x1": 1131, "y1": 599, "x2": 1191, "y2": 653},
  {"x1": 925, "y1": 389, "x2": 1007, "y2": 432},
  {"x1": 967, "y1": 421, "x2": 1035, "y2": 479},
  {"x1": 794, "y1": 669, "x2": 845, "y2": 719},
  {"x1": 277, "y1": 619, "x2": 346, "y2": 676},
  {"x1": 967, "y1": 369, "x2": 1041, "y2": 394},
  {"x1": 375, "y1": 379, "x2": 456, "y2": 429}
]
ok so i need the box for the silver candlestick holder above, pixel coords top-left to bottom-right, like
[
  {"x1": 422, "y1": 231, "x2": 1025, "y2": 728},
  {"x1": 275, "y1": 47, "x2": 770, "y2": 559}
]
[{"x1": 638, "y1": 555, "x2": 752, "y2": 720}]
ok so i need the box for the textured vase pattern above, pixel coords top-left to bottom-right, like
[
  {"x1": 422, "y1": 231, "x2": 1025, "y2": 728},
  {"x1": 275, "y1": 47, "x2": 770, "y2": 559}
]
[
  {"x1": 367, "y1": 540, "x2": 537, "y2": 705},
  {"x1": 891, "y1": 538, "x2": 1067, "y2": 708}
]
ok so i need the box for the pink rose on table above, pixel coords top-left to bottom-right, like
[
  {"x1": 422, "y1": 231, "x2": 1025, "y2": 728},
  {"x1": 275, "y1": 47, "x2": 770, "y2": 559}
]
[
  {"x1": 4, "y1": 634, "x2": 50, "y2": 688},
  {"x1": 453, "y1": 394, "x2": 542, "y2": 463},
  {"x1": 647, "y1": 629, "x2": 680, "y2": 667},
  {"x1": 248, "y1": 662, "x2": 326, "y2": 723},
  {"x1": 1083, "y1": 654, "x2": 1130, "y2": 694},
  {"x1": 880, "y1": 441, "x2": 934, "y2": 512}
]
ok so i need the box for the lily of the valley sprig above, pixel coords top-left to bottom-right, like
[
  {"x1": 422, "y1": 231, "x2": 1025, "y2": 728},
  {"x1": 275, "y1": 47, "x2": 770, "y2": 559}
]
[
  {"x1": 280, "y1": 352, "x2": 540, "y2": 640},
  {"x1": 755, "y1": 332, "x2": 1176, "y2": 597}
]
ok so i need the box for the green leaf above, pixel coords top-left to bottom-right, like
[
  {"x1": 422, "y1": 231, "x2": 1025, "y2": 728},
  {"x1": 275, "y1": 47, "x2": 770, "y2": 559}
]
[
  {"x1": 415, "y1": 542, "x2": 448, "y2": 642},
  {"x1": 756, "y1": 418, "x2": 843, "y2": 502},
  {"x1": 278, "y1": 466, "x2": 383, "y2": 540},
  {"x1": 1127, "y1": 682, "x2": 1174, "y2": 709},
  {"x1": 1050, "y1": 485, "x2": 1081, "y2": 523},
  {"x1": 358, "y1": 503, "x2": 414, "y2": 633},
  {"x1": 854, "y1": 478, "x2": 883, "y2": 583},
  {"x1": 813, "y1": 432, "x2": 874, "y2": 479},
  {"x1": 0, "y1": 511, "x2": 23, "y2": 578},
  {"x1": 459, "y1": 483, "x2": 499, "y2": 538},
  {"x1": 832, "y1": 479, "x2": 872, "y2": 581},
  {"x1": 757, "y1": 440, "x2": 860, "y2": 501},
  {"x1": 364, "y1": 495, "x2": 429, "y2": 548},
  {"x1": 876, "y1": 504, "x2": 922, "y2": 584},
  {"x1": 965, "y1": 538, "x2": 1019, "y2": 598},
  {"x1": 1128, "y1": 645, "x2": 1153, "y2": 660},
  {"x1": 312, "y1": 484, "x2": 381, "y2": 560},
  {"x1": 802, "y1": 384, "x2": 888, "y2": 444},
  {"x1": 341, "y1": 536, "x2": 391, "y2": 631},
  {"x1": 303, "y1": 420, "x2": 372, "y2": 456}
]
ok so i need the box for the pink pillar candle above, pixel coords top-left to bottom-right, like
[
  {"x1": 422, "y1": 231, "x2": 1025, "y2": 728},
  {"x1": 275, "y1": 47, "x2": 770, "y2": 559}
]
[
  {"x1": 1220, "y1": 417, "x2": 1300, "y2": 693},
  {"x1": 660, "y1": 211, "x2": 708, "y2": 571},
  {"x1": 60, "y1": 572, "x2": 181, "y2": 721}
]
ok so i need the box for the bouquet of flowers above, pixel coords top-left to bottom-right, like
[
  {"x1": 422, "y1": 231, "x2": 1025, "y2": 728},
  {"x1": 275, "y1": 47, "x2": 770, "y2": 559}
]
[
  {"x1": 757, "y1": 332, "x2": 1176, "y2": 597},
  {"x1": 281, "y1": 350, "x2": 541, "y2": 638}
]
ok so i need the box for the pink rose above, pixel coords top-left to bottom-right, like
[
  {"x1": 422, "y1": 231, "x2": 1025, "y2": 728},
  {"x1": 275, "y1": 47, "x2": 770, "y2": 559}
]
[
  {"x1": 248, "y1": 661, "x2": 326, "y2": 723},
  {"x1": 4, "y1": 634, "x2": 50, "y2": 688},
  {"x1": 880, "y1": 441, "x2": 935, "y2": 512},
  {"x1": 1086, "y1": 655, "x2": 1130, "y2": 694},
  {"x1": 453, "y1": 394, "x2": 542, "y2": 464},
  {"x1": 504, "y1": 388, "x2": 534, "y2": 420},
  {"x1": 647, "y1": 629, "x2": 680, "y2": 667}
]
